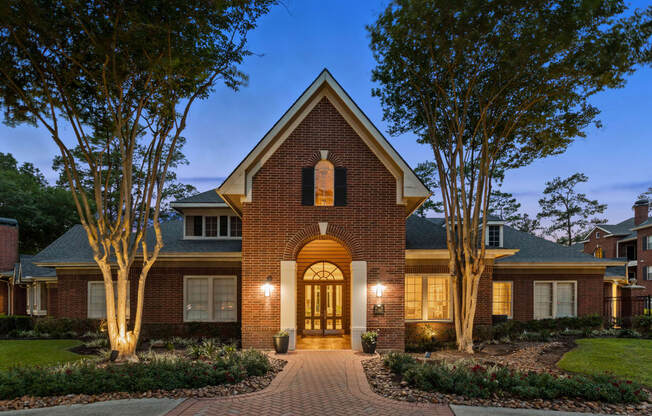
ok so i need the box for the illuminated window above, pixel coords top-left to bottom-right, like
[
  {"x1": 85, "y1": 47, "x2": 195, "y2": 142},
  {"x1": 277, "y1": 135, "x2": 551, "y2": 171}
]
[
  {"x1": 594, "y1": 247, "x2": 603, "y2": 258},
  {"x1": 303, "y1": 262, "x2": 343, "y2": 280},
  {"x1": 404, "y1": 274, "x2": 451, "y2": 321},
  {"x1": 492, "y1": 281, "x2": 512, "y2": 318},
  {"x1": 314, "y1": 160, "x2": 334, "y2": 206}
]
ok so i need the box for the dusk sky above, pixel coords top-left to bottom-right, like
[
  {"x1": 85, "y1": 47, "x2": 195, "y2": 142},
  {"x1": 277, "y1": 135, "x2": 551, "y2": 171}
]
[{"x1": 1, "y1": 0, "x2": 650, "y2": 223}]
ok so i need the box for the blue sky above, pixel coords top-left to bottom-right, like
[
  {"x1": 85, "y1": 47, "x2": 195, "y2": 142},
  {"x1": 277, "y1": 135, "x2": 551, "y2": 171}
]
[{"x1": 1, "y1": 0, "x2": 650, "y2": 223}]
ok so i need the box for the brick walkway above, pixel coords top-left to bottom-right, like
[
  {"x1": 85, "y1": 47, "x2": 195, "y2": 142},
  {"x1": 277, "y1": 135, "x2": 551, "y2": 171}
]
[{"x1": 166, "y1": 350, "x2": 452, "y2": 416}]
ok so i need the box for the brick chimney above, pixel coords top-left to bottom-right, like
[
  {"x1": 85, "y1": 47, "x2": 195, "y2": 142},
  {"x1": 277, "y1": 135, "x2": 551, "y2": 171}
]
[
  {"x1": 0, "y1": 218, "x2": 19, "y2": 272},
  {"x1": 633, "y1": 199, "x2": 650, "y2": 226}
]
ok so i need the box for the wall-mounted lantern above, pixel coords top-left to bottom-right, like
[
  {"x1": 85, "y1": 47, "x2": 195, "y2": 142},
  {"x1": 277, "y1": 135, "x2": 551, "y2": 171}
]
[
  {"x1": 372, "y1": 282, "x2": 386, "y2": 298},
  {"x1": 262, "y1": 276, "x2": 273, "y2": 297},
  {"x1": 372, "y1": 282, "x2": 386, "y2": 316}
]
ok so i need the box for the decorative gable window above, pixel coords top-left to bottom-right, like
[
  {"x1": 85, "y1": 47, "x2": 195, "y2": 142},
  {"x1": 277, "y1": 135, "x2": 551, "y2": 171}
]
[
  {"x1": 184, "y1": 215, "x2": 242, "y2": 239},
  {"x1": 486, "y1": 225, "x2": 502, "y2": 247},
  {"x1": 302, "y1": 161, "x2": 346, "y2": 206}
]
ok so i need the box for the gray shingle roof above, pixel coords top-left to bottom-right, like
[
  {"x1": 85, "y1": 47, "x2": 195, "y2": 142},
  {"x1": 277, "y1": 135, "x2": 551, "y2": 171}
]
[
  {"x1": 0, "y1": 217, "x2": 18, "y2": 227},
  {"x1": 411, "y1": 216, "x2": 616, "y2": 264},
  {"x1": 19, "y1": 255, "x2": 56, "y2": 279},
  {"x1": 598, "y1": 218, "x2": 636, "y2": 236},
  {"x1": 173, "y1": 190, "x2": 224, "y2": 204},
  {"x1": 33, "y1": 220, "x2": 241, "y2": 264},
  {"x1": 605, "y1": 265, "x2": 626, "y2": 278}
]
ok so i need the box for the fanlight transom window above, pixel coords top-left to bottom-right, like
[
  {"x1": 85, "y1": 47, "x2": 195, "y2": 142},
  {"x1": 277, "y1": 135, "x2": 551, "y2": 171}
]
[{"x1": 303, "y1": 261, "x2": 343, "y2": 281}]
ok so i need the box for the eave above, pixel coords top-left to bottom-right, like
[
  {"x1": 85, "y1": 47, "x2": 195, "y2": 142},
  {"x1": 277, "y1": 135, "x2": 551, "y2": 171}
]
[{"x1": 405, "y1": 248, "x2": 519, "y2": 260}]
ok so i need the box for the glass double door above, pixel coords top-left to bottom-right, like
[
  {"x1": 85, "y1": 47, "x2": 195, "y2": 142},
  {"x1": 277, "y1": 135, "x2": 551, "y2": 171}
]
[{"x1": 304, "y1": 283, "x2": 344, "y2": 335}]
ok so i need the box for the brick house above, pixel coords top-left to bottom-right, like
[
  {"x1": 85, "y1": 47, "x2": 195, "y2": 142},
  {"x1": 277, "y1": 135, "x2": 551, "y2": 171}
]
[
  {"x1": 579, "y1": 198, "x2": 652, "y2": 321},
  {"x1": 17, "y1": 70, "x2": 622, "y2": 350}
]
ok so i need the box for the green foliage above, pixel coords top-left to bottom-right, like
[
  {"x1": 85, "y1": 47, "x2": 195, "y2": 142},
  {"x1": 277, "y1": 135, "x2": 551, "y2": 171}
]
[
  {"x1": 558, "y1": 338, "x2": 652, "y2": 388},
  {"x1": 0, "y1": 348, "x2": 271, "y2": 399},
  {"x1": 383, "y1": 352, "x2": 417, "y2": 374},
  {"x1": 275, "y1": 329, "x2": 289, "y2": 337},
  {"x1": 633, "y1": 315, "x2": 652, "y2": 335},
  {"x1": 33, "y1": 318, "x2": 100, "y2": 339},
  {"x1": 0, "y1": 153, "x2": 79, "y2": 253},
  {"x1": 413, "y1": 161, "x2": 443, "y2": 217},
  {"x1": 405, "y1": 325, "x2": 442, "y2": 352},
  {"x1": 361, "y1": 330, "x2": 378, "y2": 343},
  {"x1": 386, "y1": 355, "x2": 645, "y2": 403},
  {"x1": 0, "y1": 315, "x2": 33, "y2": 335},
  {"x1": 491, "y1": 315, "x2": 603, "y2": 340},
  {"x1": 537, "y1": 173, "x2": 607, "y2": 245}
]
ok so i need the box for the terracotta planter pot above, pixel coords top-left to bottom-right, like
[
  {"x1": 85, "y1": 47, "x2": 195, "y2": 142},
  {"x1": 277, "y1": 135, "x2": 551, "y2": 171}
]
[
  {"x1": 361, "y1": 338, "x2": 376, "y2": 354},
  {"x1": 273, "y1": 335, "x2": 289, "y2": 353}
]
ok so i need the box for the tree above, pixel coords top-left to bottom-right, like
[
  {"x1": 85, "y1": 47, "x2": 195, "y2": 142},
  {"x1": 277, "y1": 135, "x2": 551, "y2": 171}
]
[
  {"x1": 413, "y1": 161, "x2": 443, "y2": 217},
  {"x1": 488, "y1": 190, "x2": 521, "y2": 224},
  {"x1": 0, "y1": 0, "x2": 274, "y2": 359},
  {"x1": 637, "y1": 187, "x2": 652, "y2": 201},
  {"x1": 368, "y1": 0, "x2": 649, "y2": 352},
  {"x1": 0, "y1": 153, "x2": 79, "y2": 253},
  {"x1": 537, "y1": 173, "x2": 607, "y2": 246},
  {"x1": 511, "y1": 213, "x2": 542, "y2": 236},
  {"x1": 52, "y1": 136, "x2": 197, "y2": 222}
]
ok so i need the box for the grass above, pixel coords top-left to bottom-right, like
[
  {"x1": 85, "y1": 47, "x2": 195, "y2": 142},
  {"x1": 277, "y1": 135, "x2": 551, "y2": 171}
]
[
  {"x1": 0, "y1": 339, "x2": 84, "y2": 370},
  {"x1": 558, "y1": 338, "x2": 652, "y2": 387}
]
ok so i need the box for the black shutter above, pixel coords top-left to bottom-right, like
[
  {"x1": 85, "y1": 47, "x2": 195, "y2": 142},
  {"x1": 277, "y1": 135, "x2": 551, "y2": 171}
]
[
  {"x1": 334, "y1": 167, "x2": 347, "y2": 206},
  {"x1": 301, "y1": 167, "x2": 314, "y2": 206}
]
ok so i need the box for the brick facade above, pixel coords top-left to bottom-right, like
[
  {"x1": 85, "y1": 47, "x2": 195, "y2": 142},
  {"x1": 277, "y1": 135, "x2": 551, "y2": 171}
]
[
  {"x1": 241, "y1": 97, "x2": 406, "y2": 350},
  {"x1": 582, "y1": 228, "x2": 619, "y2": 259},
  {"x1": 637, "y1": 226, "x2": 652, "y2": 295},
  {"x1": 0, "y1": 223, "x2": 18, "y2": 272}
]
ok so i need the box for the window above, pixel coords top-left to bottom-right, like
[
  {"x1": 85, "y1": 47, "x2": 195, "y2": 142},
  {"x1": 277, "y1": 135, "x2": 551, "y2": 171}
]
[
  {"x1": 594, "y1": 247, "x2": 603, "y2": 258},
  {"x1": 184, "y1": 276, "x2": 237, "y2": 322},
  {"x1": 184, "y1": 215, "x2": 242, "y2": 239},
  {"x1": 88, "y1": 281, "x2": 130, "y2": 319},
  {"x1": 533, "y1": 281, "x2": 576, "y2": 319},
  {"x1": 596, "y1": 231, "x2": 601, "y2": 239},
  {"x1": 404, "y1": 274, "x2": 451, "y2": 321},
  {"x1": 492, "y1": 281, "x2": 512, "y2": 318},
  {"x1": 487, "y1": 225, "x2": 501, "y2": 247},
  {"x1": 646, "y1": 235, "x2": 652, "y2": 251},
  {"x1": 303, "y1": 262, "x2": 344, "y2": 280},
  {"x1": 26, "y1": 283, "x2": 47, "y2": 316},
  {"x1": 645, "y1": 266, "x2": 652, "y2": 281},
  {"x1": 314, "y1": 160, "x2": 334, "y2": 206}
]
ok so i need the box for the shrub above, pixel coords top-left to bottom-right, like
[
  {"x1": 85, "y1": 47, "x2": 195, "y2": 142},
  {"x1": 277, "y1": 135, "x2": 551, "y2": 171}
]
[
  {"x1": 386, "y1": 359, "x2": 646, "y2": 403},
  {"x1": 633, "y1": 315, "x2": 652, "y2": 336},
  {"x1": 492, "y1": 315, "x2": 602, "y2": 341},
  {"x1": 0, "y1": 349, "x2": 271, "y2": 400},
  {"x1": 405, "y1": 325, "x2": 441, "y2": 352},
  {"x1": 33, "y1": 318, "x2": 99, "y2": 338},
  {"x1": 0, "y1": 315, "x2": 33, "y2": 335},
  {"x1": 383, "y1": 352, "x2": 417, "y2": 375}
]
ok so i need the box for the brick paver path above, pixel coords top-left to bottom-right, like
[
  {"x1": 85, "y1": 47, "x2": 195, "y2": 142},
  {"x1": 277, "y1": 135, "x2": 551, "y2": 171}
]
[{"x1": 166, "y1": 350, "x2": 452, "y2": 416}]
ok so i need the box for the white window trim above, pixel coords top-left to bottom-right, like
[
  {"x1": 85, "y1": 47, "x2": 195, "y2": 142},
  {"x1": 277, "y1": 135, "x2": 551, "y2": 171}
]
[
  {"x1": 596, "y1": 231, "x2": 601, "y2": 239},
  {"x1": 404, "y1": 273, "x2": 453, "y2": 323},
  {"x1": 533, "y1": 281, "x2": 577, "y2": 320},
  {"x1": 26, "y1": 283, "x2": 47, "y2": 316},
  {"x1": 183, "y1": 215, "x2": 242, "y2": 240},
  {"x1": 485, "y1": 225, "x2": 503, "y2": 248},
  {"x1": 87, "y1": 281, "x2": 130, "y2": 319},
  {"x1": 492, "y1": 280, "x2": 513, "y2": 319},
  {"x1": 646, "y1": 235, "x2": 652, "y2": 250},
  {"x1": 183, "y1": 275, "x2": 238, "y2": 323}
]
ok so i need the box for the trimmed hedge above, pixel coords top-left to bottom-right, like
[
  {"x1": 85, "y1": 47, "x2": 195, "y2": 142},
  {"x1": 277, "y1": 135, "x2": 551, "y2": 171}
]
[
  {"x1": 0, "y1": 315, "x2": 32, "y2": 335},
  {"x1": 0, "y1": 349, "x2": 270, "y2": 399},
  {"x1": 384, "y1": 352, "x2": 646, "y2": 403},
  {"x1": 33, "y1": 318, "x2": 100, "y2": 338},
  {"x1": 491, "y1": 315, "x2": 603, "y2": 340}
]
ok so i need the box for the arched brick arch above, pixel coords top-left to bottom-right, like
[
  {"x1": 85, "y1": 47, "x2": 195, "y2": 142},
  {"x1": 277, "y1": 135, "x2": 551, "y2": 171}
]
[
  {"x1": 282, "y1": 223, "x2": 363, "y2": 261},
  {"x1": 305, "y1": 150, "x2": 345, "y2": 167}
]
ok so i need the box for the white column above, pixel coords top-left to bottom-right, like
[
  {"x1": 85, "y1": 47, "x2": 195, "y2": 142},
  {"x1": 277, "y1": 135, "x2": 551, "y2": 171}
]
[
  {"x1": 280, "y1": 260, "x2": 297, "y2": 350},
  {"x1": 350, "y1": 260, "x2": 367, "y2": 351}
]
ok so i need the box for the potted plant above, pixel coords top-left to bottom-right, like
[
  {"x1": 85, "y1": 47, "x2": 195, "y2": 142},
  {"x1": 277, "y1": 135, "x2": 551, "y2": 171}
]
[
  {"x1": 273, "y1": 329, "x2": 290, "y2": 353},
  {"x1": 361, "y1": 330, "x2": 378, "y2": 354}
]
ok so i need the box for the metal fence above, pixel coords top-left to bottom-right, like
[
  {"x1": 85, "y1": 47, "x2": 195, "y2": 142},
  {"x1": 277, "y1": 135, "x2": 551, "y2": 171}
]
[{"x1": 604, "y1": 295, "x2": 652, "y2": 327}]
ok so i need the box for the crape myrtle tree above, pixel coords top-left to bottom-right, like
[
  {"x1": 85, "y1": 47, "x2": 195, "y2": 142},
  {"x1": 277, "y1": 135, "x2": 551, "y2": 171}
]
[
  {"x1": 413, "y1": 161, "x2": 443, "y2": 217},
  {"x1": 0, "y1": 0, "x2": 275, "y2": 360},
  {"x1": 537, "y1": 173, "x2": 607, "y2": 246},
  {"x1": 368, "y1": 0, "x2": 650, "y2": 352}
]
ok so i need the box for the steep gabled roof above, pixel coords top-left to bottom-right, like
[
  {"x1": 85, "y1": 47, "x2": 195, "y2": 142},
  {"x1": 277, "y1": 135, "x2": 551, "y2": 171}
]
[
  {"x1": 218, "y1": 69, "x2": 430, "y2": 217},
  {"x1": 173, "y1": 190, "x2": 225, "y2": 204}
]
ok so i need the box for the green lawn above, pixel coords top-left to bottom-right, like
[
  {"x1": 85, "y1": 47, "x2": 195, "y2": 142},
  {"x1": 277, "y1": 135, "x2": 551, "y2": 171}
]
[
  {"x1": 558, "y1": 338, "x2": 652, "y2": 387},
  {"x1": 0, "y1": 340, "x2": 84, "y2": 370}
]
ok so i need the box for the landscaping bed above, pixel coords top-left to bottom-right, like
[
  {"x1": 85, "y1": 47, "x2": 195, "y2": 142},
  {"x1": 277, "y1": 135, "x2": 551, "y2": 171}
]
[
  {"x1": 363, "y1": 342, "x2": 652, "y2": 415},
  {"x1": 0, "y1": 342, "x2": 286, "y2": 412}
]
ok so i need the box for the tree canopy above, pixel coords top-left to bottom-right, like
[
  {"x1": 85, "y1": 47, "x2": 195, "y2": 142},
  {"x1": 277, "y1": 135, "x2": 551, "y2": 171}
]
[
  {"x1": 0, "y1": 153, "x2": 79, "y2": 254},
  {"x1": 537, "y1": 173, "x2": 607, "y2": 246},
  {"x1": 368, "y1": 0, "x2": 650, "y2": 352},
  {"x1": 413, "y1": 161, "x2": 443, "y2": 217}
]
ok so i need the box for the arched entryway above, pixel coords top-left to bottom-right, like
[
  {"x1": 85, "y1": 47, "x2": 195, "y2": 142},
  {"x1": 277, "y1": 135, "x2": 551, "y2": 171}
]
[{"x1": 296, "y1": 239, "x2": 351, "y2": 349}]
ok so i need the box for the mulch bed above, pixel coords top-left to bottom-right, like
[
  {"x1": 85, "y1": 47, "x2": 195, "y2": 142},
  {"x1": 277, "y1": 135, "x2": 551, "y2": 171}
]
[
  {"x1": 0, "y1": 357, "x2": 286, "y2": 412},
  {"x1": 362, "y1": 341, "x2": 652, "y2": 415}
]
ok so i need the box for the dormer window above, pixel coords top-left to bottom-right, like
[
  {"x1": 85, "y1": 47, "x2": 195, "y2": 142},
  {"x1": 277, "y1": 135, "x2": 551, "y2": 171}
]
[
  {"x1": 487, "y1": 224, "x2": 502, "y2": 247},
  {"x1": 596, "y1": 231, "x2": 600, "y2": 239},
  {"x1": 302, "y1": 158, "x2": 347, "y2": 206},
  {"x1": 185, "y1": 215, "x2": 242, "y2": 239}
]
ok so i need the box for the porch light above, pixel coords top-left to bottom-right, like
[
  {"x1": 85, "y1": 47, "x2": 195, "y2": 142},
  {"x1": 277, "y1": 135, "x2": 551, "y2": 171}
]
[
  {"x1": 373, "y1": 282, "x2": 386, "y2": 298},
  {"x1": 262, "y1": 276, "x2": 273, "y2": 297}
]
